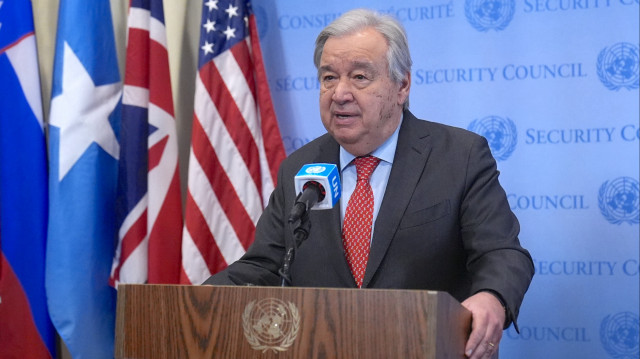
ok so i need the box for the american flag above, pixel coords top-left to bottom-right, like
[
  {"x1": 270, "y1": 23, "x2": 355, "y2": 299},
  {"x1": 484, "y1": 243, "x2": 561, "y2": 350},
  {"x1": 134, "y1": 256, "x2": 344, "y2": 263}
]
[
  {"x1": 181, "y1": 0, "x2": 285, "y2": 284},
  {"x1": 110, "y1": 0, "x2": 183, "y2": 286}
]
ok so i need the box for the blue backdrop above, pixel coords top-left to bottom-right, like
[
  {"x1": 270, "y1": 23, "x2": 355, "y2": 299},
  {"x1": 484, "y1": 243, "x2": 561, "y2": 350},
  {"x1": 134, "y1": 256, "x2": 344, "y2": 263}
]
[{"x1": 252, "y1": 1, "x2": 639, "y2": 358}]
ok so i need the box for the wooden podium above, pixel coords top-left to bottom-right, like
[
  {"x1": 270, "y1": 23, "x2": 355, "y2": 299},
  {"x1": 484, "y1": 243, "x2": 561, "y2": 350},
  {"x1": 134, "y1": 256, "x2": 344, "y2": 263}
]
[{"x1": 115, "y1": 284, "x2": 472, "y2": 358}]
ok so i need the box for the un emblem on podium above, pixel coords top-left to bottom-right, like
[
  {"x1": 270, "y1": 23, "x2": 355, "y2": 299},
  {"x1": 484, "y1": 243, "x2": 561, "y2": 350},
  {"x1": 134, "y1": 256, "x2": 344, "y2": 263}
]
[
  {"x1": 465, "y1": 0, "x2": 515, "y2": 32},
  {"x1": 598, "y1": 177, "x2": 639, "y2": 225},
  {"x1": 242, "y1": 298, "x2": 301, "y2": 353},
  {"x1": 600, "y1": 311, "x2": 640, "y2": 358},
  {"x1": 597, "y1": 42, "x2": 639, "y2": 91}
]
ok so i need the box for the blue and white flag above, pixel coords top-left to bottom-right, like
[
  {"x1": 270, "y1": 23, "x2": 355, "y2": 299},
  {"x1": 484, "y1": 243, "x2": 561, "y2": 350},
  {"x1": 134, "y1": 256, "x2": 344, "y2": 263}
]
[
  {"x1": 0, "y1": 0, "x2": 55, "y2": 357},
  {"x1": 46, "y1": 0, "x2": 122, "y2": 357}
]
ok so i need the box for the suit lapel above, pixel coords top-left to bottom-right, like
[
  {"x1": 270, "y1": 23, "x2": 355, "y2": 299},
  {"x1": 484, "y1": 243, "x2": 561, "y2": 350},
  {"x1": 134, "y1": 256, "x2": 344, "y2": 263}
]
[
  {"x1": 308, "y1": 135, "x2": 356, "y2": 286},
  {"x1": 362, "y1": 110, "x2": 432, "y2": 287}
]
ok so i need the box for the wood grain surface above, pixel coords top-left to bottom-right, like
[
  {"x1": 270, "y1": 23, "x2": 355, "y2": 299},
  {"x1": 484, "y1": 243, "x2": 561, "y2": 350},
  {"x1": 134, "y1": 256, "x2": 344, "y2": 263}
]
[{"x1": 115, "y1": 285, "x2": 472, "y2": 359}]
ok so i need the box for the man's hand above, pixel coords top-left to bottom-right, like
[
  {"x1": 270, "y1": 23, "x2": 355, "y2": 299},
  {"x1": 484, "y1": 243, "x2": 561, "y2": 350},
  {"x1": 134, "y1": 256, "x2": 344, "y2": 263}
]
[{"x1": 461, "y1": 291, "x2": 505, "y2": 359}]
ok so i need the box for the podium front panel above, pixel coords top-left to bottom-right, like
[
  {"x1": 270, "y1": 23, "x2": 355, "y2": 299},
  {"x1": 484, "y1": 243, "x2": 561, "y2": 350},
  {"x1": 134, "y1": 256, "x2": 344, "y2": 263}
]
[{"x1": 115, "y1": 285, "x2": 471, "y2": 358}]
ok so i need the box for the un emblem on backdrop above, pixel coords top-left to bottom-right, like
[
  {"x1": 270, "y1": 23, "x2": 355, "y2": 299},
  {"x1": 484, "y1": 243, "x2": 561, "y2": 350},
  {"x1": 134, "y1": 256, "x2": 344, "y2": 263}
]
[
  {"x1": 597, "y1": 42, "x2": 640, "y2": 91},
  {"x1": 468, "y1": 116, "x2": 517, "y2": 161},
  {"x1": 600, "y1": 311, "x2": 640, "y2": 359},
  {"x1": 465, "y1": 0, "x2": 515, "y2": 32},
  {"x1": 598, "y1": 177, "x2": 640, "y2": 225}
]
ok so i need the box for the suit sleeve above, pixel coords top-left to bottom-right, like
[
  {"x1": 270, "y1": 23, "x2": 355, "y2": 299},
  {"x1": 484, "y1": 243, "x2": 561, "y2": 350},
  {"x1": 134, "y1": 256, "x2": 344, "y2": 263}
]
[{"x1": 459, "y1": 135, "x2": 534, "y2": 329}]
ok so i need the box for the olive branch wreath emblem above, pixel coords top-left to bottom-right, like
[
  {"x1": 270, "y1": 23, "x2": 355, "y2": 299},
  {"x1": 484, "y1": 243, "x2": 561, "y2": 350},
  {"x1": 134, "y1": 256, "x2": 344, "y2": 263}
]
[{"x1": 242, "y1": 299, "x2": 301, "y2": 353}]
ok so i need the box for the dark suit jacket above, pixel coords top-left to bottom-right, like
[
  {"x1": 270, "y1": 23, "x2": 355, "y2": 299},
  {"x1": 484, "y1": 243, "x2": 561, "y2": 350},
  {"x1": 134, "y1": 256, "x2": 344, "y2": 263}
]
[{"x1": 205, "y1": 110, "x2": 534, "y2": 328}]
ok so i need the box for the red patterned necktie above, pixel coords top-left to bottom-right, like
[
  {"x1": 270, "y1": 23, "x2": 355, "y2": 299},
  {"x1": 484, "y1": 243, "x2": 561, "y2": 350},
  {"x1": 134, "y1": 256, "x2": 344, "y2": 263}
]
[{"x1": 342, "y1": 156, "x2": 381, "y2": 288}]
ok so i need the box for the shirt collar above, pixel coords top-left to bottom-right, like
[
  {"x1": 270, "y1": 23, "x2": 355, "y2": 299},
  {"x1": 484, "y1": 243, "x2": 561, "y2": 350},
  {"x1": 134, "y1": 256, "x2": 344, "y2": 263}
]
[{"x1": 340, "y1": 116, "x2": 403, "y2": 171}]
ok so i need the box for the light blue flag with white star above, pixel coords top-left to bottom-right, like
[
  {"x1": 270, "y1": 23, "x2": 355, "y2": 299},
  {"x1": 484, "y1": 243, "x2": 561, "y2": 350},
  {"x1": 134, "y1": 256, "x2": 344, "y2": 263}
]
[{"x1": 46, "y1": 0, "x2": 121, "y2": 357}]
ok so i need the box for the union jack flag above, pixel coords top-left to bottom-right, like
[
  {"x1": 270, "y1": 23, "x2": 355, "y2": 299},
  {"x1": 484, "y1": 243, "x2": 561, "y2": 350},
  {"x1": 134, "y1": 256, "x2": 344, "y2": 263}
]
[
  {"x1": 110, "y1": 0, "x2": 183, "y2": 286},
  {"x1": 181, "y1": 0, "x2": 285, "y2": 284}
]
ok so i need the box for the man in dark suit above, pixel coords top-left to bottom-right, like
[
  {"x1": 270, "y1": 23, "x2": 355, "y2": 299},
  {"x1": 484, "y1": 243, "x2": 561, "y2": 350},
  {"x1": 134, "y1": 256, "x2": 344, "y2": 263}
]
[{"x1": 204, "y1": 8, "x2": 534, "y2": 359}]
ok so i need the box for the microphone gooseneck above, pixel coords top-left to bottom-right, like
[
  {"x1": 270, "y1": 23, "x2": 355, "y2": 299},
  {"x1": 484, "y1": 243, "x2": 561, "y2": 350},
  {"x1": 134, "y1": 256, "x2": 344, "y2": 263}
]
[{"x1": 280, "y1": 163, "x2": 341, "y2": 287}]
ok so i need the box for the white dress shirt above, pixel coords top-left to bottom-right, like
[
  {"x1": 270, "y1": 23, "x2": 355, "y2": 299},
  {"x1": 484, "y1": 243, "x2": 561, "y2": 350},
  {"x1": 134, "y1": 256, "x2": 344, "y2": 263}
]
[{"x1": 339, "y1": 118, "x2": 403, "y2": 240}]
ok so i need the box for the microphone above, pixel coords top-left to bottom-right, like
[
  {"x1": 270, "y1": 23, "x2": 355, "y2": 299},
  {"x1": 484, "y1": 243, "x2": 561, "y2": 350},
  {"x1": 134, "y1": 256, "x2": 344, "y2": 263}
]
[
  {"x1": 281, "y1": 164, "x2": 340, "y2": 286},
  {"x1": 289, "y1": 163, "x2": 341, "y2": 223}
]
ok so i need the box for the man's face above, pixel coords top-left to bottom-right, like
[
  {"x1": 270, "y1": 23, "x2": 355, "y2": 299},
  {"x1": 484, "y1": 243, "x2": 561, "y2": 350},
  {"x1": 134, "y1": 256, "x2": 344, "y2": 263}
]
[{"x1": 318, "y1": 27, "x2": 410, "y2": 156}]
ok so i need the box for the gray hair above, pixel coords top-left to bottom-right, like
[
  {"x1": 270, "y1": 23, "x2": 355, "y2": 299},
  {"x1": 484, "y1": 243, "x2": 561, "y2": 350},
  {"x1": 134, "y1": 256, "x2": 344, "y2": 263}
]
[{"x1": 313, "y1": 9, "x2": 412, "y2": 109}]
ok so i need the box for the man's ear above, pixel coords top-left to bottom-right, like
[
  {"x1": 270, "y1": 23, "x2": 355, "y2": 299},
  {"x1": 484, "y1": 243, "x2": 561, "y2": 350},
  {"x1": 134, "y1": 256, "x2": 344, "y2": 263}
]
[{"x1": 397, "y1": 72, "x2": 411, "y2": 105}]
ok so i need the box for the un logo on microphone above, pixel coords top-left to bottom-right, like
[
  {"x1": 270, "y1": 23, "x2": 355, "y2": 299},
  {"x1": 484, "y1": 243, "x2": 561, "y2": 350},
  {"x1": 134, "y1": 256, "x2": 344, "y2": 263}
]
[
  {"x1": 465, "y1": 0, "x2": 515, "y2": 32},
  {"x1": 468, "y1": 116, "x2": 517, "y2": 161},
  {"x1": 305, "y1": 165, "x2": 326, "y2": 174},
  {"x1": 597, "y1": 42, "x2": 639, "y2": 91},
  {"x1": 598, "y1": 177, "x2": 639, "y2": 225},
  {"x1": 600, "y1": 311, "x2": 640, "y2": 359}
]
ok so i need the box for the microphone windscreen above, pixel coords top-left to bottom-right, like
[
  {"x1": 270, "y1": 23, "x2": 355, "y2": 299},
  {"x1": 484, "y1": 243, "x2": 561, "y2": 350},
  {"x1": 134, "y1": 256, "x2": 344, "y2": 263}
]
[{"x1": 294, "y1": 164, "x2": 341, "y2": 209}]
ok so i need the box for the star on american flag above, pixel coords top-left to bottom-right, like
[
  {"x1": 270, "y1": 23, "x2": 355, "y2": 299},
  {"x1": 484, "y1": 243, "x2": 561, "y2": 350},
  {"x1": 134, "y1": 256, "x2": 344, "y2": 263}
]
[
  {"x1": 204, "y1": 0, "x2": 218, "y2": 11},
  {"x1": 223, "y1": 25, "x2": 236, "y2": 39},
  {"x1": 203, "y1": 19, "x2": 216, "y2": 33},
  {"x1": 198, "y1": 0, "x2": 249, "y2": 65},
  {"x1": 201, "y1": 41, "x2": 214, "y2": 55},
  {"x1": 0, "y1": 1, "x2": 4, "y2": 31},
  {"x1": 225, "y1": 4, "x2": 239, "y2": 18}
]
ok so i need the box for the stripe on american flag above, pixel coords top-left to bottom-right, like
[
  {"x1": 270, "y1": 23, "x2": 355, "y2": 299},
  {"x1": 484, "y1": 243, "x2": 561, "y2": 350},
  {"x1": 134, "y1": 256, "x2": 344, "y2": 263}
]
[{"x1": 181, "y1": 0, "x2": 285, "y2": 284}]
